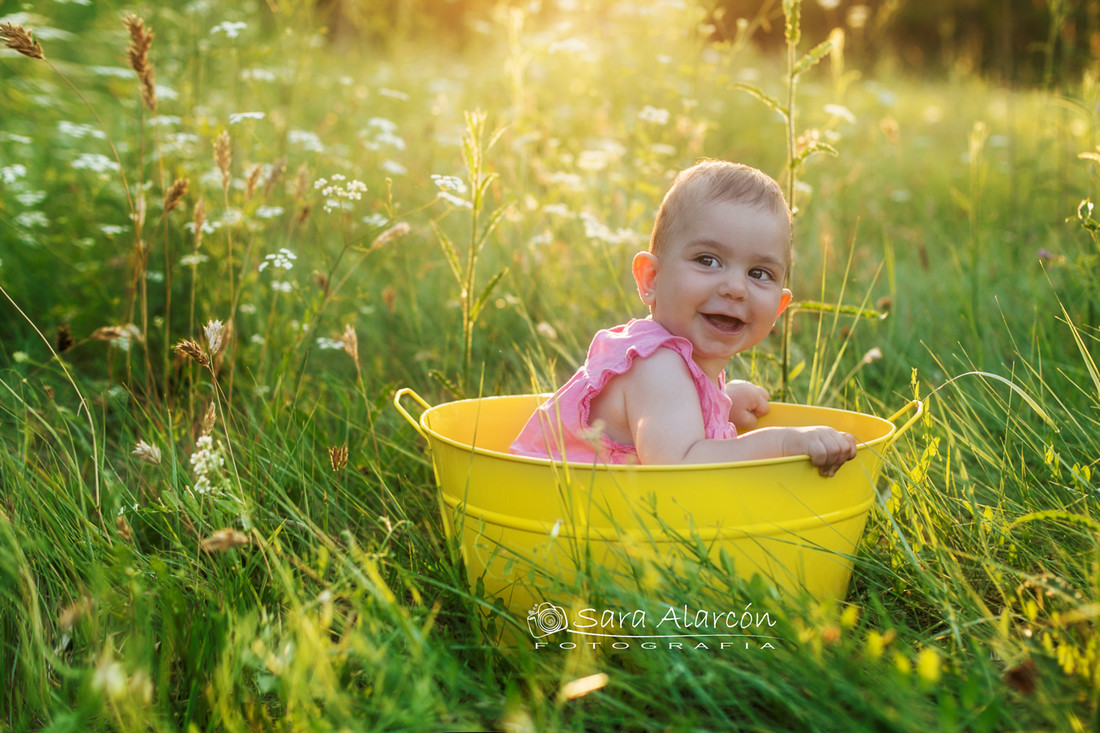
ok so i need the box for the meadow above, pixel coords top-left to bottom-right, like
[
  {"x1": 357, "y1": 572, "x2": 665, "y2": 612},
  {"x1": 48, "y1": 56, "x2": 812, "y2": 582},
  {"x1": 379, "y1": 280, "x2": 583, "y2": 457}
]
[{"x1": 1, "y1": 0, "x2": 1100, "y2": 730}]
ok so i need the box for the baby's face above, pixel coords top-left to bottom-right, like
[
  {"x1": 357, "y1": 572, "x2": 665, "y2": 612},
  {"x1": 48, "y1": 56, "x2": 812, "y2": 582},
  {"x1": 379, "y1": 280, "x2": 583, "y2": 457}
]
[{"x1": 641, "y1": 199, "x2": 792, "y2": 378}]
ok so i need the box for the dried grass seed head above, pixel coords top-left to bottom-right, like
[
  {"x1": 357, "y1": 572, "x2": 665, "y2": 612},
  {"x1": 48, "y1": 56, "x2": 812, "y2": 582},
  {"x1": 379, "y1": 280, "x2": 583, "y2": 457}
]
[
  {"x1": 200, "y1": 528, "x2": 250, "y2": 552},
  {"x1": 329, "y1": 444, "x2": 349, "y2": 472},
  {"x1": 164, "y1": 178, "x2": 189, "y2": 213},
  {"x1": 174, "y1": 338, "x2": 209, "y2": 366},
  {"x1": 204, "y1": 319, "x2": 226, "y2": 355},
  {"x1": 265, "y1": 157, "x2": 287, "y2": 199},
  {"x1": 244, "y1": 164, "x2": 262, "y2": 201},
  {"x1": 91, "y1": 324, "x2": 143, "y2": 345},
  {"x1": 341, "y1": 324, "x2": 358, "y2": 363},
  {"x1": 192, "y1": 198, "x2": 206, "y2": 249},
  {"x1": 58, "y1": 597, "x2": 93, "y2": 631},
  {"x1": 56, "y1": 324, "x2": 74, "y2": 353},
  {"x1": 123, "y1": 14, "x2": 156, "y2": 112},
  {"x1": 0, "y1": 22, "x2": 45, "y2": 60},
  {"x1": 372, "y1": 221, "x2": 411, "y2": 249},
  {"x1": 214, "y1": 131, "x2": 231, "y2": 192},
  {"x1": 201, "y1": 401, "x2": 217, "y2": 436},
  {"x1": 132, "y1": 439, "x2": 162, "y2": 465},
  {"x1": 116, "y1": 514, "x2": 133, "y2": 542}
]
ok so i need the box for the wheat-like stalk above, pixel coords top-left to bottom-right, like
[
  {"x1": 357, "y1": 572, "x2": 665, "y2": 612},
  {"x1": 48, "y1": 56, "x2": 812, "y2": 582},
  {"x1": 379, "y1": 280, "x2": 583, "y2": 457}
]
[
  {"x1": 123, "y1": 14, "x2": 156, "y2": 113},
  {"x1": 192, "y1": 198, "x2": 206, "y2": 249},
  {"x1": 341, "y1": 324, "x2": 359, "y2": 364},
  {"x1": 0, "y1": 22, "x2": 45, "y2": 60},
  {"x1": 214, "y1": 131, "x2": 232, "y2": 195},
  {"x1": 293, "y1": 163, "x2": 310, "y2": 201},
  {"x1": 244, "y1": 164, "x2": 262, "y2": 202},
  {"x1": 201, "y1": 402, "x2": 217, "y2": 436},
  {"x1": 264, "y1": 157, "x2": 287, "y2": 199},
  {"x1": 164, "y1": 178, "x2": 189, "y2": 213}
]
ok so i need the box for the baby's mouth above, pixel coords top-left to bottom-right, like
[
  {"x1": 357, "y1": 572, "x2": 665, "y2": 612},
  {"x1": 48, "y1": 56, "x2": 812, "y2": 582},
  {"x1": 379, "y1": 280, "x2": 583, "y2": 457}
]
[{"x1": 702, "y1": 313, "x2": 745, "y2": 333}]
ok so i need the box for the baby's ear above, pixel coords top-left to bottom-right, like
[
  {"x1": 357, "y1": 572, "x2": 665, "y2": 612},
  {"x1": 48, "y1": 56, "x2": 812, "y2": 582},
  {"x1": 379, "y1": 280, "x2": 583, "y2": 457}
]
[
  {"x1": 777, "y1": 288, "x2": 793, "y2": 317},
  {"x1": 632, "y1": 252, "x2": 658, "y2": 305}
]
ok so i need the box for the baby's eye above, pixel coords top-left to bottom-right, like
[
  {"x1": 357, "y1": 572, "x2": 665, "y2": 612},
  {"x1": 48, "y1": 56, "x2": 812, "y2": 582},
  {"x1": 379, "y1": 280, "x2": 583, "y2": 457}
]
[
  {"x1": 696, "y1": 255, "x2": 720, "y2": 268},
  {"x1": 749, "y1": 267, "x2": 774, "y2": 281}
]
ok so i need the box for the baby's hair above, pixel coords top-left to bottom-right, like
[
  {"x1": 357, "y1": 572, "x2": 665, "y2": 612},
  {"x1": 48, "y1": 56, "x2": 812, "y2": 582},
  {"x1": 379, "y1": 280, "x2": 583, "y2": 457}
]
[{"x1": 649, "y1": 160, "x2": 792, "y2": 256}]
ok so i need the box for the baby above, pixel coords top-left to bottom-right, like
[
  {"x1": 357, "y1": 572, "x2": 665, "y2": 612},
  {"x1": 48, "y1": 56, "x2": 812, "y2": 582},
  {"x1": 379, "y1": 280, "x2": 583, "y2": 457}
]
[{"x1": 510, "y1": 160, "x2": 857, "y2": 477}]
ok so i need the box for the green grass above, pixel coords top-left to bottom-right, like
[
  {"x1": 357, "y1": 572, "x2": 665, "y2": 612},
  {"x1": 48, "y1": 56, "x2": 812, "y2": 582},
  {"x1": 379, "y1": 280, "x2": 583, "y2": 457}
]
[{"x1": 2, "y1": 0, "x2": 1100, "y2": 730}]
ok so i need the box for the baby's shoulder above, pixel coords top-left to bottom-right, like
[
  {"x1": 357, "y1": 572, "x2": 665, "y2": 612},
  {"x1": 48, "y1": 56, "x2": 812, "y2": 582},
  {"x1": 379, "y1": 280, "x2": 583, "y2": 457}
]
[{"x1": 618, "y1": 345, "x2": 695, "y2": 390}]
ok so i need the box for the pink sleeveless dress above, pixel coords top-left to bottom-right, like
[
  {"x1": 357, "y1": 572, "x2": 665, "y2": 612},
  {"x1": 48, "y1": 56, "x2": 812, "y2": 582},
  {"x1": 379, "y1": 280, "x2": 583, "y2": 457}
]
[{"x1": 509, "y1": 318, "x2": 736, "y2": 464}]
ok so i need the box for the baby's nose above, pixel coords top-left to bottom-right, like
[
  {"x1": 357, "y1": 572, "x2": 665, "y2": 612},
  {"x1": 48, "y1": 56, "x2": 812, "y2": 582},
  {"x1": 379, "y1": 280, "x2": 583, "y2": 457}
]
[{"x1": 719, "y1": 272, "x2": 748, "y2": 297}]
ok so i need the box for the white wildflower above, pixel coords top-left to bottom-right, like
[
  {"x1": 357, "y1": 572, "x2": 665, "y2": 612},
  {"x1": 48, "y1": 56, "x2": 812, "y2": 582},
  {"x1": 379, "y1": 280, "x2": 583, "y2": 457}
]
[
  {"x1": 211, "y1": 21, "x2": 247, "y2": 38},
  {"x1": 547, "y1": 172, "x2": 583, "y2": 191},
  {"x1": 271, "y1": 281, "x2": 292, "y2": 293},
  {"x1": 314, "y1": 174, "x2": 367, "y2": 213},
  {"x1": 179, "y1": 253, "x2": 208, "y2": 267},
  {"x1": 548, "y1": 38, "x2": 591, "y2": 55},
  {"x1": 577, "y1": 149, "x2": 611, "y2": 172},
  {"x1": 15, "y1": 211, "x2": 48, "y2": 228},
  {"x1": 437, "y1": 192, "x2": 472, "y2": 209},
  {"x1": 72, "y1": 153, "x2": 120, "y2": 174},
  {"x1": 288, "y1": 129, "x2": 324, "y2": 152},
  {"x1": 258, "y1": 248, "x2": 297, "y2": 272},
  {"x1": 189, "y1": 434, "x2": 226, "y2": 495},
  {"x1": 431, "y1": 174, "x2": 467, "y2": 194},
  {"x1": 824, "y1": 104, "x2": 856, "y2": 124},
  {"x1": 229, "y1": 111, "x2": 265, "y2": 124},
  {"x1": 58, "y1": 120, "x2": 106, "y2": 140},
  {"x1": 579, "y1": 212, "x2": 642, "y2": 245},
  {"x1": 529, "y1": 231, "x2": 553, "y2": 247},
  {"x1": 241, "y1": 68, "x2": 278, "y2": 82},
  {"x1": 88, "y1": 66, "x2": 133, "y2": 78},
  {"x1": 638, "y1": 105, "x2": 670, "y2": 125},
  {"x1": 1, "y1": 164, "x2": 27, "y2": 184},
  {"x1": 541, "y1": 204, "x2": 573, "y2": 218},
  {"x1": 367, "y1": 117, "x2": 399, "y2": 135},
  {"x1": 254, "y1": 206, "x2": 284, "y2": 219},
  {"x1": 380, "y1": 160, "x2": 407, "y2": 176}
]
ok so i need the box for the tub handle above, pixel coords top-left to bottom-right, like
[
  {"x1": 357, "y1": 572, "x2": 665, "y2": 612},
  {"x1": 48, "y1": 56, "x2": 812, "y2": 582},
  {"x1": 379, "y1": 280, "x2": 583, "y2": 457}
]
[
  {"x1": 393, "y1": 388, "x2": 430, "y2": 440},
  {"x1": 883, "y1": 399, "x2": 925, "y2": 448}
]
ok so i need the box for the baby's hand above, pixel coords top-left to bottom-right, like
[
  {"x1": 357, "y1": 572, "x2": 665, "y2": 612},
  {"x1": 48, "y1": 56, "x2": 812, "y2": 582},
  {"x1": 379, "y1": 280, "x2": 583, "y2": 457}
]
[
  {"x1": 725, "y1": 380, "x2": 771, "y2": 433},
  {"x1": 783, "y1": 426, "x2": 858, "y2": 477}
]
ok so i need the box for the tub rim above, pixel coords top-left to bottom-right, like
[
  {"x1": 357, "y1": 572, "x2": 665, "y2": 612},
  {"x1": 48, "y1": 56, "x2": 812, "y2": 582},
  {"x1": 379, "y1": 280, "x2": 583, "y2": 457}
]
[{"x1": 398, "y1": 391, "x2": 922, "y2": 473}]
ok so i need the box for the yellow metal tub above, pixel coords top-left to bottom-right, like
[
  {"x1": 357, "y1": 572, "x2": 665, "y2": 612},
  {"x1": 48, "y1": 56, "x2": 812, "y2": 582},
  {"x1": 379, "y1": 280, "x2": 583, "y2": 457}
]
[{"x1": 395, "y1": 389, "x2": 921, "y2": 617}]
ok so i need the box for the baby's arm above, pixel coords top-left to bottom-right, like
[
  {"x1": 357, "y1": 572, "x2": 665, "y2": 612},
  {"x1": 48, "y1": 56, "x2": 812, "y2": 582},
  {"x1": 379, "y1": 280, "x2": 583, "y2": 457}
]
[
  {"x1": 725, "y1": 380, "x2": 770, "y2": 432},
  {"x1": 625, "y1": 350, "x2": 857, "y2": 476}
]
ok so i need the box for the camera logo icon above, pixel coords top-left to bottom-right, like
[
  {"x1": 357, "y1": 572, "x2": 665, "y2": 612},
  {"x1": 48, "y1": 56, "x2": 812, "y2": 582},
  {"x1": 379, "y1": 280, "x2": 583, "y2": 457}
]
[{"x1": 527, "y1": 602, "x2": 568, "y2": 638}]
